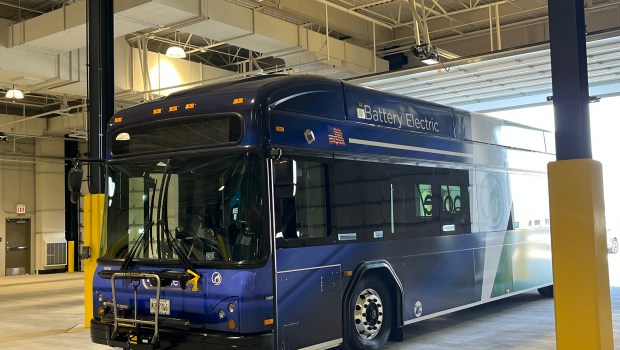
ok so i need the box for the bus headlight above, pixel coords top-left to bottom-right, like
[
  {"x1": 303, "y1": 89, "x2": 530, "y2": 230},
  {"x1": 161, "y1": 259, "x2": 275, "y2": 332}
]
[
  {"x1": 228, "y1": 303, "x2": 235, "y2": 313},
  {"x1": 218, "y1": 309, "x2": 226, "y2": 319},
  {"x1": 98, "y1": 293, "x2": 104, "y2": 302}
]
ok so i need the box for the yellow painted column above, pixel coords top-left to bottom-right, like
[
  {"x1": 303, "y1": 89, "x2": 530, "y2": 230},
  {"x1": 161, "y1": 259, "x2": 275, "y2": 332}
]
[
  {"x1": 548, "y1": 159, "x2": 614, "y2": 349},
  {"x1": 67, "y1": 241, "x2": 75, "y2": 273},
  {"x1": 83, "y1": 193, "x2": 105, "y2": 328}
]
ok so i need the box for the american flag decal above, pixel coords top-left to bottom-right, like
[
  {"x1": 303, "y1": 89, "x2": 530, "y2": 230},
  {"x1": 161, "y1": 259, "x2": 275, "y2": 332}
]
[{"x1": 327, "y1": 126, "x2": 346, "y2": 146}]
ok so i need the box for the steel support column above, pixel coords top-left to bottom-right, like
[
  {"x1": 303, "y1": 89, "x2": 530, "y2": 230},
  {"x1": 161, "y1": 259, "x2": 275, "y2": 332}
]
[
  {"x1": 85, "y1": 0, "x2": 113, "y2": 328},
  {"x1": 547, "y1": 1, "x2": 613, "y2": 349},
  {"x1": 87, "y1": 0, "x2": 114, "y2": 194}
]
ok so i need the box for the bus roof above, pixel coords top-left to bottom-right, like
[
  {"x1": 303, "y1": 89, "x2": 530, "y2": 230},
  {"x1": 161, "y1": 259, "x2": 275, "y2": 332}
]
[{"x1": 112, "y1": 74, "x2": 553, "y2": 155}]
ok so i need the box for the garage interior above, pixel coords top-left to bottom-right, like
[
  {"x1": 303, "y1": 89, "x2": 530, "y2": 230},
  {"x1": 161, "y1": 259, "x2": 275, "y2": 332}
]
[{"x1": 0, "y1": 0, "x2": 618, "y2": 349}]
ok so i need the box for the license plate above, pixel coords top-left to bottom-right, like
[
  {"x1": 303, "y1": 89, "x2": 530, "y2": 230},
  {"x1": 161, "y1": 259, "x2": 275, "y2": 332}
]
[{"x1": 149, "y1": 298, "x2": 170, "y2": 315}]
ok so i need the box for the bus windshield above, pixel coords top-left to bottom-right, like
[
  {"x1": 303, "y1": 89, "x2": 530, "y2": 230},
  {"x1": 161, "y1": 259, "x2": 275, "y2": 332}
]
[{"x1": 100, "y1": 152, "x2": 266, "y2": 264}]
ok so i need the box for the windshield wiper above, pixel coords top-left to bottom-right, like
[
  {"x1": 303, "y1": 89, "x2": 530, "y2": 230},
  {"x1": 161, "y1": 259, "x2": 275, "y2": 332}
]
[
  {"x1": 120, "y1": 175, "x2": 157, "y2": 271},
  {"x1": 157, "y1": 161, "x2": 201, "y2": 289}
]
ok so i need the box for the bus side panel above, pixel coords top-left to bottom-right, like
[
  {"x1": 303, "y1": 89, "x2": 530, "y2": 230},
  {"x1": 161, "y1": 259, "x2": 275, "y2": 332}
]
[
  {"x1": 401, "y1": 244, "x2": 477, "y2": 320},
  {"x1": 276, "y1": 264, "x2": 342, "y2": 349},
  {"x1": 507, "y1": 229, "x2": 553, "y2": 291}
]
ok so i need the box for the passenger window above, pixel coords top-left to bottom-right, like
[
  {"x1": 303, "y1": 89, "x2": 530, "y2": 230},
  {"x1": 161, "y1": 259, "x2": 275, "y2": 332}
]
[
  {"x1": 381, "y1": 164, "x2": 438, "y2": 238},
  {"x1": 437, "y1": 168, "x2": 471, "y2": 235},
  {"x1": 415, "y1": 184, "x2": 433, "y2": 217},
  {"x1": 441, "y1": 185, "x2": 462, "y2": 214},
  {"x1": 334, "y1": 159, "x2": 382, "y2": 241},
  {"x1": 277, "y1": 159, "x2": 329, "y2": 242}
]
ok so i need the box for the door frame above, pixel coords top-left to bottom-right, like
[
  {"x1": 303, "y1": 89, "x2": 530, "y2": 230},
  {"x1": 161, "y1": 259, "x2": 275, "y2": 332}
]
[{"x1": 5, "y1": 218, "x2": 32, "y2": 275}]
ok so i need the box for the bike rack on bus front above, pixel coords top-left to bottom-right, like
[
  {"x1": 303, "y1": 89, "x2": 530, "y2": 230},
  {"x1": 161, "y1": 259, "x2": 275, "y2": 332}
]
[{"x1": 110, "y1": 272, "x2": 163, "y2": 346}]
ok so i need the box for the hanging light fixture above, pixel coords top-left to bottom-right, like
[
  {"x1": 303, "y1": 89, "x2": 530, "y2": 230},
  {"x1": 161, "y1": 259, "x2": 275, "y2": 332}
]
[
  {"x1": 412, "y1": 44, "x2": 440, "y2": 65},
  {"x1": 5, "y1": 86, "x2": 24, "y2": 100},
  {"x1": 165, "y1": 31, "x2": 186, "y2": 59}
]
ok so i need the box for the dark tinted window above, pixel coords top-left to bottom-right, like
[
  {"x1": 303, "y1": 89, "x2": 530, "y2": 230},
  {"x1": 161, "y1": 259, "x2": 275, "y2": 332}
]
[
  {"x1": 111, "y1": 115, "x2": 242, "y2": 156},
  {"x1": 437, "y1": 168, "x2": 471, "y2": 235},
  {"x1": 276, "y1": 158, "x2": 330, "y2": 246},
  {"x1": 333, "y1": 159, "x2": 382, "y2": 241},
  {"x1": 381, "y1": 164, "x2": 439, "y2": 238}
]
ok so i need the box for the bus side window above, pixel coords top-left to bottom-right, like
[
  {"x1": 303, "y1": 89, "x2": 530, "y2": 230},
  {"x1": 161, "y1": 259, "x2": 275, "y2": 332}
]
[
  {"x1": 276, "y1": 158, "x2": 329, "y2": 243},
  {"x1": 334, "y1": 159, "x2": 382, "y2": 241},
  {"x1": 415, "y1": 184, "x2": 434, "y2": 217},
  {"x1": 437, "y1": 168, "x2": 471, "y2": 235},
  {"x1": 380, "y1": 163, "x2": 438, "y2": 238}
]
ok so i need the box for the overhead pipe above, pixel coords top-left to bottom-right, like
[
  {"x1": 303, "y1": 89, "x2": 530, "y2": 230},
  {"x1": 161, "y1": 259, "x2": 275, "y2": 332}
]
[
  {"x1": 489, "y1": 6, "x2": 494, "y2": 51},
  {"x1": 0, "y1": 103, "x2": 88, "y2": 128},
  {"x1": 325, "y1": 3, "x2": 330, "y2": 61},
  {"x1": 495, "y1": 4, "x2": 502, "y2": 50}
]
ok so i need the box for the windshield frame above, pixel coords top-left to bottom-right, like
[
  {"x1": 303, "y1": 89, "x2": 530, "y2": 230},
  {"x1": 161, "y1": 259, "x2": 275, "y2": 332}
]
[{"x1": 98, "y1": 147, "x2": 271, "y2": 269}]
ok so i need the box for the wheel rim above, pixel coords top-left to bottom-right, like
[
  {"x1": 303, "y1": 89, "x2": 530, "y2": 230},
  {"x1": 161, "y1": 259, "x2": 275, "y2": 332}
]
[{"x1": 353, "y1": 288, "x2": 384, "y2": 340}]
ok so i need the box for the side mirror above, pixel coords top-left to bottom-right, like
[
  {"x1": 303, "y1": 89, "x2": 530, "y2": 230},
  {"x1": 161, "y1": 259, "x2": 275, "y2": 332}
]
[
  {"x1": 68, "y1": 162, "x2": 83, "y2": 204},
  {"x1": 275, "y1": 159, "x2": 296, "y2": 199}
]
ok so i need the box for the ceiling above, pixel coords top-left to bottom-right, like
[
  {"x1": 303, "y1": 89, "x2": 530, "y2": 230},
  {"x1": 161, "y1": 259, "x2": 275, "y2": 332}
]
[
  {"x1": 0, "y1": 0, "x2": 619, "y2": 120},
  {"x1": 350, "y1": 33, "x2": 620, "y2": 111}
]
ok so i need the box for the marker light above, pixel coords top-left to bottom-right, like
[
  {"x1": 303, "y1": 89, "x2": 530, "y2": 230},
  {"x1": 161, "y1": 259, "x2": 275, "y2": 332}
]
[{"x1": 227, "y1": 319, "x2": 236, "y2": 330}]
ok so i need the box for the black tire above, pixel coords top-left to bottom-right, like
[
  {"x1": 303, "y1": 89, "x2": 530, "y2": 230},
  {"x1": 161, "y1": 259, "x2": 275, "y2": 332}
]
[
  {"x1": 341, "y1": 276, "x2": 392, "y2": 350},
  {"x1": 538, "y1": 285, "x2": 554, "y2": 298}
]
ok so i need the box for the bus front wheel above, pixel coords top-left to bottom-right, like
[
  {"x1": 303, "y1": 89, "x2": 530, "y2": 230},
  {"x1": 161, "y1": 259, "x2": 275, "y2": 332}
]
[{"x1": 342, "y1": 276, "x2": 392, "y2": 350}]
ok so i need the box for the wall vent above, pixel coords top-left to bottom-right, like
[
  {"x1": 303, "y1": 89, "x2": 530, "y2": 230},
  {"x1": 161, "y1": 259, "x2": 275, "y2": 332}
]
[{"x1": 45, "y1": 242, "x2": 67, "y2": 266}]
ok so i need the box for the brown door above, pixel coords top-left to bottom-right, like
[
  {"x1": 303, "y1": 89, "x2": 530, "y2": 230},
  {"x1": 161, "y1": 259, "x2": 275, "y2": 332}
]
[{"x1": 5, "y1": 219, "x2": 30, "y2": 276}]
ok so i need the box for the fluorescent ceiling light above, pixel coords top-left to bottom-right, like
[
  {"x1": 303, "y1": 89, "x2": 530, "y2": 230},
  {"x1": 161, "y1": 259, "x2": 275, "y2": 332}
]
[
  {"x1": 165, "y1": 45, "x2": 186, "y2": 59},
  {"x1": 6, "y1": 89, "x2": 24, "y2": 99}
]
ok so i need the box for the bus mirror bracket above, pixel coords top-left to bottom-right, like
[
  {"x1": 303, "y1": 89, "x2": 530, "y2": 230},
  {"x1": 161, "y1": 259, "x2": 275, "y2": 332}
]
[
  {"x1": 275, "y1": 158, "x2": 296, "y2": 199},
  {"x1": 67, "y1": 158, "x2": 107, "y2": 204},
  {"x1": 68, "y1": 160, "x2": 83, "y2": 204}
]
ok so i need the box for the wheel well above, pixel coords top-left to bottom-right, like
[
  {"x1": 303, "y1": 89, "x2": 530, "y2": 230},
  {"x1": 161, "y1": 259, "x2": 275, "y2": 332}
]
[{"x1": 344, "y1": 261, "x2": 404, "y2": 328}]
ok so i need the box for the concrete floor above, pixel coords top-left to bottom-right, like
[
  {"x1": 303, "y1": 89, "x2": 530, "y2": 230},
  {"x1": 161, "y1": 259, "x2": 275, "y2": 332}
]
[{"x1": 1, "y1": 254, "x2": 619, "y2": 350}]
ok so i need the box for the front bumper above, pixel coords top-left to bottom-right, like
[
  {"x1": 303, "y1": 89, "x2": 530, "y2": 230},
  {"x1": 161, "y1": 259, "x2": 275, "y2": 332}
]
[{"x1": 90, "y1": 318, "x2": 274, "y2": 350}]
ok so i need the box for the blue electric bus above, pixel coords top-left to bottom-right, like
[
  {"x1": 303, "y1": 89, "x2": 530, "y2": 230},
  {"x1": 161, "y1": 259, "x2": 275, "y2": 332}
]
[{"x1": 88, "y1": 74, "x2": 554, "y2": 350}]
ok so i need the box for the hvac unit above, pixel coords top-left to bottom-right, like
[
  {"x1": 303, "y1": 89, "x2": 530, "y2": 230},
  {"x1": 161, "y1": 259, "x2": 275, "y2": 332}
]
[{"x1": 36, "y1": 233, "x2": 67, "y2": 271}]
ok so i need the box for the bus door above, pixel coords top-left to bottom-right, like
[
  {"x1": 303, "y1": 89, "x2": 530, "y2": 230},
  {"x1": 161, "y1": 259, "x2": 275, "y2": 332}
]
[{"x1": 273, "y1": 157, "x2": 342, "y2": 349}]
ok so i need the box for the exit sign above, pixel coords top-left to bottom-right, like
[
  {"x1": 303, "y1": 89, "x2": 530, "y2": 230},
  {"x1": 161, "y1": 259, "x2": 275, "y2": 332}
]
[{"x1": 16, "y1": 204, "x2": 25, "y2": 214}]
